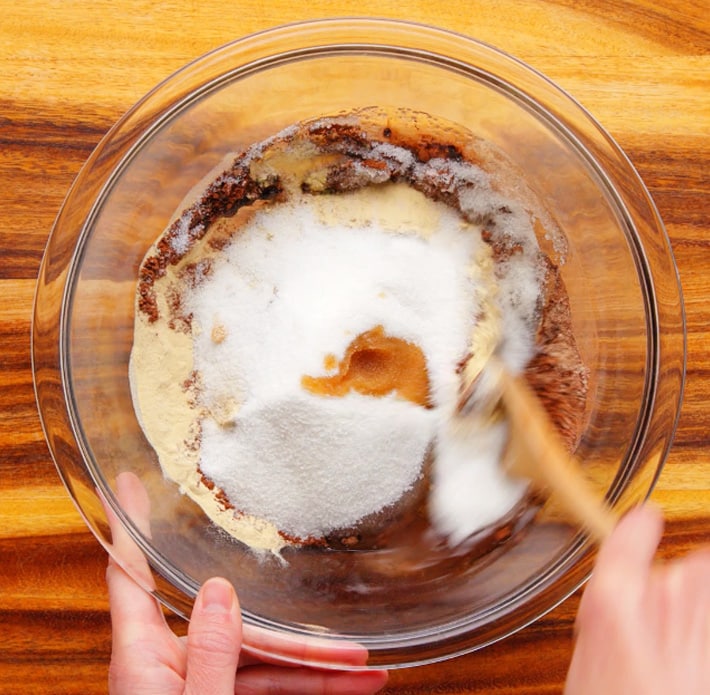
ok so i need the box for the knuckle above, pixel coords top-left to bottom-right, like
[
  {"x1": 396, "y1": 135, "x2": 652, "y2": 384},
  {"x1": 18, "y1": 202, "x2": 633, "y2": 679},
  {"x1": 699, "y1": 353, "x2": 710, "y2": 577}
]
[{"x1": 188, "y1": 623, "x2": 239, "y2": 662}]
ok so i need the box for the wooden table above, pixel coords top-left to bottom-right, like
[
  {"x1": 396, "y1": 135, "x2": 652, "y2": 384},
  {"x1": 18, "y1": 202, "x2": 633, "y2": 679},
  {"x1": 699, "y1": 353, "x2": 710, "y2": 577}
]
[{"x1": 1, "y1": 2, "x2": 707, "y2": 693}]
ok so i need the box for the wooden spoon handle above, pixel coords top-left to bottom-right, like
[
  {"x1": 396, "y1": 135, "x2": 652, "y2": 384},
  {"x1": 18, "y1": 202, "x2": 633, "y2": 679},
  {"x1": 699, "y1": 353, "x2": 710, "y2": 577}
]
[{"x1": 498, "y1": 365, "x2": 618, "y2": 543}]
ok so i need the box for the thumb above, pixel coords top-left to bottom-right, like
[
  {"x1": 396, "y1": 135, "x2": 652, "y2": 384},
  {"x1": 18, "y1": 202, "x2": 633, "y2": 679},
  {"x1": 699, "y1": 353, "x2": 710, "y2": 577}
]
[{"x1": 185, "y1": 577, "x2": 242, "y2": 695}]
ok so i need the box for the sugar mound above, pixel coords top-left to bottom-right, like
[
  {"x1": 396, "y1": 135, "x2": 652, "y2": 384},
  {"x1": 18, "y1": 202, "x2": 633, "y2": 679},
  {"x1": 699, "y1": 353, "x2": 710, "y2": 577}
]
[
  {"x1": 200, "y1": 393, "x2": 436, "y2": 538},
  {"x1": 187, "y1": 191, "x2": 486, "y2": 538}
]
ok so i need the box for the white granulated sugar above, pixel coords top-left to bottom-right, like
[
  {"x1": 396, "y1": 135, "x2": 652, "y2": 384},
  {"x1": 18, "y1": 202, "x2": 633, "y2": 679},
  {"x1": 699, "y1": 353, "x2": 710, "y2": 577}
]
[
  {"x1": 200, "y1": 393, "x2": 436, "y2": 538},
  {"x1": 371, "y1": 142, "x2": 416, "y2": 169},
  {"x1": 430, "y1": 420, "x2": 528, "y2": 546},
  {"x1": 245, "y1": 124, "x2": 299, "y2": 162},
  {"x1": 170, "y1": 213, "x2": 192, "y2": 255},
  {"x1": 494, "y1": 254, "x2": 544, "y2": 371},
  {"x1": 190, "y1": 199, "x2": 479, "y2": 416},
  {"x1": 421, "y1": 158, "x2": 490, "y2": 194},
  {"x1": 184, "y1": 187, "x2": 540, "y2": 543}
]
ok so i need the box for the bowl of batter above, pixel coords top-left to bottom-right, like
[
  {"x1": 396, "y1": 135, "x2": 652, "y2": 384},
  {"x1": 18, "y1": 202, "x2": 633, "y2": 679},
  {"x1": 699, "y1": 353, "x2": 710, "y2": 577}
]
[{"x1": 33, "y1": 18, "x2": 685, "y2": 668}]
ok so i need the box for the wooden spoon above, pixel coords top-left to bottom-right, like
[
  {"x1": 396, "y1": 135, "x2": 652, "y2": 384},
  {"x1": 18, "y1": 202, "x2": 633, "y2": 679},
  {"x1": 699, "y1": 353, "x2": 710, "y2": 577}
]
[{"x1": 458, "y1": 358, "x2": 618, "y2": 543}]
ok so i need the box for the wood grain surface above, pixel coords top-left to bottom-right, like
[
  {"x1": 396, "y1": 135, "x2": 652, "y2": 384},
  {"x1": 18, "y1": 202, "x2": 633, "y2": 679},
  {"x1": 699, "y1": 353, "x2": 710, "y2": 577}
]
[{"x1": 1, "y1": 1, "x2": 708, "y2": 693}]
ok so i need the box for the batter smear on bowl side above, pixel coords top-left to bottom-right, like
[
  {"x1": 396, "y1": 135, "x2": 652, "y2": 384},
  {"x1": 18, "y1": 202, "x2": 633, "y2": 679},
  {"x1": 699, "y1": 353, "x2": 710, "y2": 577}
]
[{"x1": 129, "y1": 107, "x2": 588, "y2": 556}]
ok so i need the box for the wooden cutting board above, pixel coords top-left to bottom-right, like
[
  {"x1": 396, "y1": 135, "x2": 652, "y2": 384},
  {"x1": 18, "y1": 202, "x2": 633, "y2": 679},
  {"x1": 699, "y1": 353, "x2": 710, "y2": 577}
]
[{"x1": 1, "y1": 1, "x2": 707, "y2": 692}]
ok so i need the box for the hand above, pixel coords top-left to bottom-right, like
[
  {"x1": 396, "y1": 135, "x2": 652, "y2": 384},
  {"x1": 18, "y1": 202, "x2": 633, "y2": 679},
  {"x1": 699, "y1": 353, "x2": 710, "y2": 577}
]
[
  {"x1": 565, "y1": 504, "x2": 710, "y2": 695},
  {"x1": 105, "y1": 473, "x2": 388, "y2": 694},
  {"x1": 107, "y1": 567, "x2": 389, "y2": 694}
]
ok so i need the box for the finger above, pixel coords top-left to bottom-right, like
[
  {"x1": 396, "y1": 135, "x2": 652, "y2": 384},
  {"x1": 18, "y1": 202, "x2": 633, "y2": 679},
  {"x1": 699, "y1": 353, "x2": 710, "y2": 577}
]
[
  {"x1": 234, "y1": 665, "x2": 388, "y2": 695},
  {"x1": 114, "y1": 471, "x2": 153, "y2": 537},
  {"x1": 105, "y1": 474, "x2": 186, "y2": 689},
  {"x1": 185, "y1": 577, "x2": 242, "y2": 695},
  {"x1": 241, "y1": 624, "x2": 370, "y2": 669},
  {"x1": 102, "y1": 471, "x2": 156, "y2": 591},
  {"x1": 577, "y1": 504, "x2": 663, "y2": 628},
  {"x1": 661, "y1": 545, "x2": 710, "y2": 646},
  {"x1": 106, "y1": 558, "x2": 172, "y2": 651}
]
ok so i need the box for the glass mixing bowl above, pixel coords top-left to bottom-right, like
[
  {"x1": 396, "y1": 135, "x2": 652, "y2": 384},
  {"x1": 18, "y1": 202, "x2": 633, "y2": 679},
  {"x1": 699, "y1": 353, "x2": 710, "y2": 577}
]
[{"x1": 32, "y1": 18, "x2": 685, "y2": 668}]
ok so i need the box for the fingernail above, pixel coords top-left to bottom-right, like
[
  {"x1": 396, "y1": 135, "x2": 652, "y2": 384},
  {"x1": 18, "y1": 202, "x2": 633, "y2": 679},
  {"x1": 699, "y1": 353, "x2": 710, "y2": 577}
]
[{"x1": 201, "y1": 578, "x2": 234, "y2": 613}]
